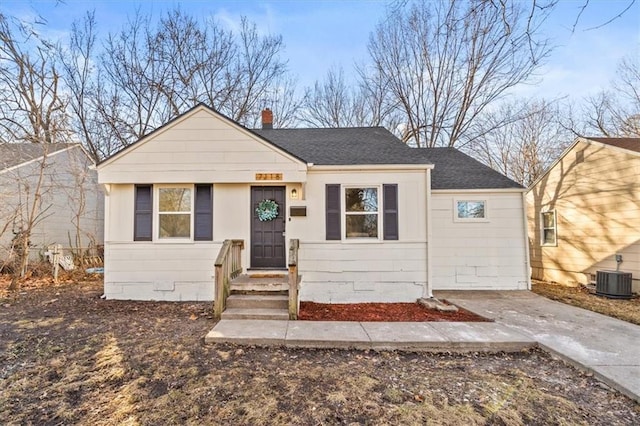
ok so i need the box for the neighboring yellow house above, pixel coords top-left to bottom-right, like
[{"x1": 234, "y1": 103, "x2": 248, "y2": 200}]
[{"x1": 527, "y1": 137, "x2": 640, "y2": 293}]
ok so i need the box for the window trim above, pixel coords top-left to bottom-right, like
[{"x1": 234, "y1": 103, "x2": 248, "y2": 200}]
[
  {"x1": 155, "y1": 184, "x2": 194, "y2": 241},
  {"x1": 342, "y1": 185, "x2": 382, "y2": 241},
  {"x1": 453, "y1": 198, "x2": 489, "y2": 222},
  {"x1": 540, "y1": 210, "x2": 557, "y2": 247}
]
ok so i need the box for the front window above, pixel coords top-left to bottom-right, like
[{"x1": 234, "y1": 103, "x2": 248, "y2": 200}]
[
  {"x1": 345, "y1": 187, "x2": 378, "y2": 238},
  {"x1": 158, "y1": 187, "x2": 192, "y2": 238},
  {"x1": 541, "y1": 210, "x2": 557, "y2": 246},
  {"x1": 456, "y1": 200, "x2": 486, "y2": 220}
]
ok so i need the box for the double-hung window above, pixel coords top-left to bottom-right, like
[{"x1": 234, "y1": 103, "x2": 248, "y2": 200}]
[
  {"x1": 325, "y1": 184, "x2": 398, "y2": 241},
  {"x1": 345, "y1": 187, "x2": 379, "y2": 238},
  {"x1": 134, "y1": 184, "x2": 213, "y2": 241},
  {"x1": 158, "y1": 187, "x2": 192, "y2": 239},
  {"x1": 541, "y1": 210, "x2": 557, "y2": 246}
]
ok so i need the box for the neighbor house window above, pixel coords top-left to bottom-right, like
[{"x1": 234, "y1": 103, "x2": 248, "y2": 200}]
[
  {"x1": 158, "y1": 187, "x2": 192, "y2": 239},
  {"x1": 455, "y1": 200, "x2": 487, "y2": 221},
  {"x1": 541, "y1": 210, "x2": 557, "y2": 246},
  {"x1": 345, "y1": 187, "x2": 379, "y2": 238}
]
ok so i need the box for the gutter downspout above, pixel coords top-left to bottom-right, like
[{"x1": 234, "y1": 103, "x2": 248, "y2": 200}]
[
  {"x1": 522, "y1": 191, "x2": 532, "y2": 290},
  {"x1": 425, "y1": 169, "x2": 433, "y2": 298}
]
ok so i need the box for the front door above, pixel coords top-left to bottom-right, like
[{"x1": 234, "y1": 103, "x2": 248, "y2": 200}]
[{"x1": 251, "y1": 186, "x2": 286, "y2": 268}]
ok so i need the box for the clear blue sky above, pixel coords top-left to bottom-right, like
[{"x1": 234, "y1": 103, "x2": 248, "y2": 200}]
[{"x1": 3, "y1": 0, "x2": 639, "y2": 101}]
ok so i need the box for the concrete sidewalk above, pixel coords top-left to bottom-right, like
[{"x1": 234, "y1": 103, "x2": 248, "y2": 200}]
[
  {"x1": 205, "y1": 319, "x2": 535, "y2": 352},
  {"x1": 436, "y1": 290, "x2": 640, "y2": 404},
  {"x1": 205, "y1": 290, "x2": 640, "y2": 403}
]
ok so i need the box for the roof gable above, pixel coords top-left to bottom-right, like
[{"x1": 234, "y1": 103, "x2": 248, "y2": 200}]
[
  {"x1": 0, "y1": 143, "x2": 81, "y2": 173},
  {"x1": 528, "y1": 136, "x2": 640, "y2": 190},
  {"x1": 98, "y1": 104, "x2": 306, "y2": 167},
  {"x1": 96, "y1": 104, "x2": 308, "y2": 184}
]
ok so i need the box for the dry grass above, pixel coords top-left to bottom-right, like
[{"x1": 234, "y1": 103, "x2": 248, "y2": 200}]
[
  {"x1": 1, "y1": 280, "x2": 639, "y2": 425},
  {"x1": 532, "y1": 280, "x2": 640, "y2": 326}
]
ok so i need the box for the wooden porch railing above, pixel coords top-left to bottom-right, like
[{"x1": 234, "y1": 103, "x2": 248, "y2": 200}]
[
  {"x1": 213, "y1": 239, "x2": 244, "y2": 319},
  {"x1": 288, "y1": 239, "x2": 300, "y2": 320}
]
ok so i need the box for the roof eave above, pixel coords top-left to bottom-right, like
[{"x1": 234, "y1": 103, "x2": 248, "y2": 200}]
[{"x1": 308, "y1": 164, "x2": 434, "y2": 171}]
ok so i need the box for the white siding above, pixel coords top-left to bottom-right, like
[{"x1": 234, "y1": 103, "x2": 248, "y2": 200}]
[
  {"x1": 430, "y1": 192, "x2": 528, "y2": 290},
  {"x1": 102, "y1": 169, "x2": 430, "y2": 302},
  {"x1": 292, "y1": 169, "x2": 429, "y2": 302},
  {"x1": 98, "y1": 108, "x2": 306, "y2": 184},
  {"x1": 104, "y1": 242, "x2": 218, "y2": 301}
]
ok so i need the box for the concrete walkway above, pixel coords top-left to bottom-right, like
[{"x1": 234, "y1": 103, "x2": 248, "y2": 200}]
[
  {"x1": 205, "y1": 290, "x2": 640, "y2": 403},
  {"x1": 437, "y1": 291, "x2": 640, "y2": 404}
]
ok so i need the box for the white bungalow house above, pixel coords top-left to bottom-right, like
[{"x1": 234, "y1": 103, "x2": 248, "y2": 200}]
[{"x1": 97, "y1": 104, "x2": 529, "y2": 307}]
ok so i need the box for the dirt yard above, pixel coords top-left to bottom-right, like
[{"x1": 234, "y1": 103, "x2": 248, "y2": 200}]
[
  {"x1": 1, "y1": 279, "x2": 639, "y2": 425},
  {"x1": 532, "y1": 280, "x2": 640, "y2": 326}
]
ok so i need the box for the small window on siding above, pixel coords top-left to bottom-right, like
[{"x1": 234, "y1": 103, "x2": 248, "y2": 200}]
[
  {"x1": 576, "y1": 149, "x2": 584, "y2": 164},
  {"x1": 541, "y1": 210, "x2": 557, "y2": 246},
  {"x1": 134, "y1": 185, "x2": 153, "y2": 241},
  {"x1": 455, "y1": 200, "x2": 487, "y2": 221}
]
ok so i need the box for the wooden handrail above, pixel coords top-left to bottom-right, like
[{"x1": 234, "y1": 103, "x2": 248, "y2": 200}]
[
  {"x1": 213, "y1": 239, "x2": 244, "y2": 319},
  {"x1": 288, "y1": 239, "x2": 300, "y2": 320}
]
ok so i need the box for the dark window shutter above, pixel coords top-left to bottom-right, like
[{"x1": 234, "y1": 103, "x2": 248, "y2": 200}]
[
  {"x1": 326, "y1": 184, "x2": 341, "y2": 240},
  {"x1": 194, "y1": 184, "x2": 213, "y2": 241},
  {"x1": 383, "y1": 184, "x2": 398, "y2": 240},
  {"x1": 134, "y1": 185, "x2": 152, "y2": 241}
]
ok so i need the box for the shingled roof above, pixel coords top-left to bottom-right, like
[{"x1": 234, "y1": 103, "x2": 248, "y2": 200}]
[
  {"x1": 254, "y1": 127, "x2": 428, "y2": 165},
  {"x1": 0, "y1": 143, "x2": 78, "y2": 171},
  {"x1": 587, "y1": 137, "x2": 640, "y2": 154},
  {"x1": 408, "y1": 147, "x2": 523, "y2": 190},
  {"x1": 254, "y1": 128, "x2": 522, "y2": 190}
]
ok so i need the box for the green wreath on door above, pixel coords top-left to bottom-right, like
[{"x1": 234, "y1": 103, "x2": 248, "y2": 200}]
[{"x1": 256, "y1": 199, "x2": 279, "y2": 221}]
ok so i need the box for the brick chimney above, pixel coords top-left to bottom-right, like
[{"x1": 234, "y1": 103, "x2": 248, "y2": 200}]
[{"x1": 261, "y1": 108, "x2": 273, "y2": 129}]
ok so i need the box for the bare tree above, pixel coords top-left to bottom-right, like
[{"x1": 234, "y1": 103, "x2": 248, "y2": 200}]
[
  {"x1": 74, "y1": 8, "x2": 294, "y2": 156},
  {"x1": 0, "y1": 14, "x2": 69, "y2": 144},
  {"x1": 3, "y1": 148, "x2": 54, "y2": 290},
  {"x1": 366, "y1": 0, "x2": 553, "y2": 147},
  {"x1": 300, "y1": 65, "x2": 399, "y2": 129},
  {"x1": 300, "y1": 67, "x2": 361, "y2": 127},
  {"x1": 58, "y1": 11, "x2": 104, "y2": 161},
  {"x1": 583, "y1": 54, "x2": 640, "y2": 137},
  {"x1": 470, "y1": 99, "x2": 573, "y2": 187}
]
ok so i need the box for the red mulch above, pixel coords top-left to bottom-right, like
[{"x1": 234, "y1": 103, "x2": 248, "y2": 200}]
[{"x1": 298, "y1": 302, "x2": 491, "y2": 322}]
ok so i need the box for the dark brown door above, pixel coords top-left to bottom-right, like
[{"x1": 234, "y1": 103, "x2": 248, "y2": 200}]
[{"x1": 251, "y1": 186, "x2": 286, "y2": 268}]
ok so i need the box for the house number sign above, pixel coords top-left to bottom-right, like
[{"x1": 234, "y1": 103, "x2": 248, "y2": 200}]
[{"x1": 255, "y1": 173, "x2": 283, "y2": 181}]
